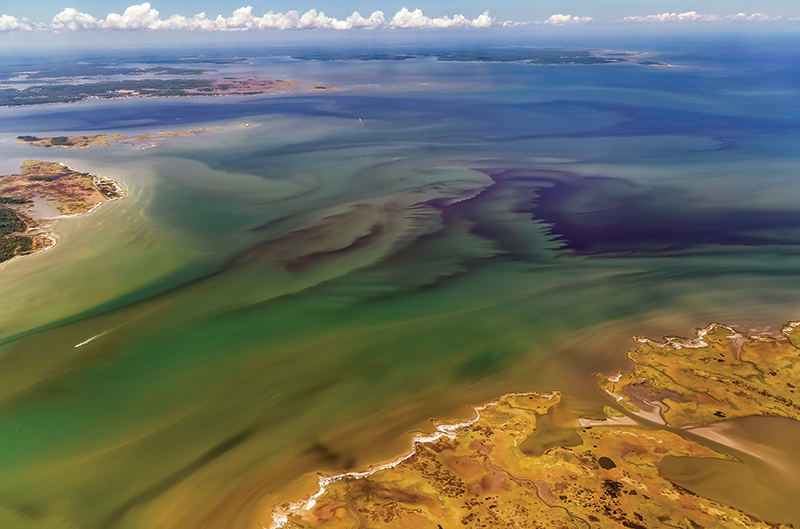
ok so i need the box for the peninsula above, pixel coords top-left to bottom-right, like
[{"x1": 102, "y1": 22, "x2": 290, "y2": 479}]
[
  {"x1": 272, "y1": 323, "x2": 800, "y2": 528},
  {"x1": 0, "y1": 160, "x2": 125, "y2": 263}
]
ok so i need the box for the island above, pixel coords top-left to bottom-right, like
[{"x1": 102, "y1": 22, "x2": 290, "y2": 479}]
[
  {"x1": 16, "y1": 123, "x2": 252, "y2": 150},
  {"x1": 0, "y1": 77, "x2": 340, "y2": 107},
  {"x1": 0, "y1": 160, "x2": 125, "y2": 263},
  {"x1": 270, "y1": 323, "x2": 800, "y2": 528},
  {"x1": 261, "y1": 47, "x2": 669, "y2": 66}
]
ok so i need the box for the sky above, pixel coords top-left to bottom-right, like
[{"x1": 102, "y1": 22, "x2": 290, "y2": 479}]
[
  {"x1": 4, "y1": 1, "x2": 798, "y2": 23},
  {"x1": 0, "y1": 0, "x2": 797, "y2": 48},
  {"x1": 2, "y1": 1, "x2": 798, "y2": 27}
]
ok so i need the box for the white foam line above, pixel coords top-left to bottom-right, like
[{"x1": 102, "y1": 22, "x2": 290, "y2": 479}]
[
  {"x1": 74, "y1": 327, "x2": 116, "y2": 348},
  {"x1": 782, "y1": 321, "x2": 800, "y2": 334},
  {"x1": 269, "y1": 392, "x2": 558, "y2": 528},
  {"x1": 635, "y1": 323, "x2": 745, "y2": 352}
]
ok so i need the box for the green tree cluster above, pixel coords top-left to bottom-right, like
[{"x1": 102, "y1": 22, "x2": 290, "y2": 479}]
[{"x1": 50, "y1": 136, "x2": 73, "y2": 146}]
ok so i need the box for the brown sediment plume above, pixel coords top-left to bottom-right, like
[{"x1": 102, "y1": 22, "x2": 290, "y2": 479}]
[
  {"x1": 284, "y1": 224, "x2": 384, "y2": 272},
  {"x1": 0, "y1": 159, "x2": 125, "y2": 264},
  {"x1": 271, "y1": 323, "x2": 800, "y2": 528}
]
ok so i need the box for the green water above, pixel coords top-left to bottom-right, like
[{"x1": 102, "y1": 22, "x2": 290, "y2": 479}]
[{"x1": 1, "y1": 43, "x2": 799, "y2": 528}]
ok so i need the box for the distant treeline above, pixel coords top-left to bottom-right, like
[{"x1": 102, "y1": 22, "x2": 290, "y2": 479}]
[
  {"x1": 0, "y1": 78, "x2": 213, "y2": 106},
  {"x1": 17, "y1": 135, "x2": 74, "y2": 146},
  {"x1": 1, "y1": 65, "x2": 210, "y2": 82},
  {"x1": 0, "y1": 203, "x2": 27, "y2": 236},
  {"x1": 0, "y1": 203, "x2": 34, "y2": 263},
  {"x1": 0, "y1": 196, "x2": 31, "y2": 204}
]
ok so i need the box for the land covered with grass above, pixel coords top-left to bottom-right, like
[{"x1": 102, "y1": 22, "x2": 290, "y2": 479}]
[
  {"x1": 16, "y1": 123, "x2": 252, "y2": 150},
  {"x1": 0, "y1": 160, "x2": 125, "y2": 263},
  {"x1": 264, "y1": 47, "x2": 668, "y2": 66},
  {"x1": 600, "y1": 323, "x2": 800, "y2": 426},
  {"x1": 273, "y1": 323, "x2": 800, "y2": 529},
  {"x1": 0, "y1": 77, "x2": 335, "y2": 106}
]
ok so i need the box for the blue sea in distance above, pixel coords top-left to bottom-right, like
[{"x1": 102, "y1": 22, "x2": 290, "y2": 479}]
[{"x1": 0, "y1": 34, "x2": 799, "y2": 528}]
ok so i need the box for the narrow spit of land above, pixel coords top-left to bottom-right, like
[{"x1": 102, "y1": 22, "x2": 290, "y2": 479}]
[
  {"x1": 16, "y1": 123, "x2": 252, "y2": 150},
  {"x1": 272, "y1": 322, "x2": 800, "y2": 529},
  {"x1": 0, "y1": 77, "x2": 342, "y2": 107},
  {"x1": 0, "y1": 160, "x2": 125, "y2": 263}
]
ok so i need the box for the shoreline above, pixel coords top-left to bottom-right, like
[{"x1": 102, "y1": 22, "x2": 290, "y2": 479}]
[
  {"x1": 14, "y1": 123, "x2": 256, "y2": 151},
  {"x1": 0, "y1": 161, "x2": 127, "y2": 267},
  {"x1": 270, "y1": 322, "x2": 800, "y2": 529},
  {"x1": 0, "y1": 80, "x2": 345, "y2": 110},
  {"x1": 268, "y1": 391, "x2": 551, "y2": 528},
  {"x1": 268, "y1": 392, "x2": 554, "y2": 529}
]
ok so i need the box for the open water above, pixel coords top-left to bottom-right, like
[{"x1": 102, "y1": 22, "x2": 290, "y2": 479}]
[{"x1": 0, "y1": 35, "x2": 799, "y2": 528}]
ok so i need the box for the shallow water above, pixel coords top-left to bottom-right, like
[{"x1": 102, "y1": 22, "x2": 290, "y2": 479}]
[
  {"x1": 0, "y1": 36, "x2": 799, "y2": 528},
  {"x1": 664, "y1": 416, "x2": 800, "y2": 524}
]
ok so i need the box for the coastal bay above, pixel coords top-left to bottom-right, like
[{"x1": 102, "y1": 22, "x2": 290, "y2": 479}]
[{"x1": 0, "y1": 38, "x2": 799, "y2": 529}]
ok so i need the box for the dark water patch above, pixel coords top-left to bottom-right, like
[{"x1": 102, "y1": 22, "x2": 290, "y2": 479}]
[
  {"x1": 306, "y1": 441, "x2": 340, "y2": 465},
  {"x1": 223, "y1": 205, "x2": 382, "y2": 272},
  {"x1": 438, "y1": 173, "x2": 542, "y2": 261},
  {"x1": 455, "y1": 348, "x2": 512, "y2": 379},
  {"x1": 598, "y1": 456, "x2": 617, "y2": 470},
  {"x1": 532, "y1": 176, "x2": 800, "y2": 256},
  {"x1": 100, "y1": 426, "x2": 257, "y2": 529},
  {"x1": 305, "y1": 441, "x2": 356, "y2": 470},
  {"x1": 285, "y1": 224, "x2": 383, "y2": 272},
  {"x1": 249, "y1": 213, "x2": 302, "y2": 234},
  {"x1": 519, "y1": 100, "x2": 799, "y2": 140}
]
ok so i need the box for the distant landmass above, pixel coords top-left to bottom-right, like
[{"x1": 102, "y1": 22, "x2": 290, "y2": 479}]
[
  {"x1": 287, "y1": 47, "x2": 656, "y2": 65},
  {"x1": 0, "y1": 47, "x2": 665, "y2": 107},
  {"x1": 0, "y1": 77, "x2": 337, "y2": 106}
]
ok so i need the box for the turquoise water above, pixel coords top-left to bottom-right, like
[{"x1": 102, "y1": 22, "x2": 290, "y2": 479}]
[{"x1": 0, "y1": 36, "x2": 799, "y2": 528}]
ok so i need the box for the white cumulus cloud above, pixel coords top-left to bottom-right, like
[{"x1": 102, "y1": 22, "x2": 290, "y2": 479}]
[
  {"x1": 105, "y1": 3, "x2": 161, "y2": 29},
  {"x1": 538, "y1": 14, "x2": 592, "y2": 26},
  {"x1": 388, "y1": 8, "x2": 493, "y2": 28},
  {"x1": 51, "y1": 7, "x2": 100, "y2": 31},
  {"x1": 622, "y1": 11, "x2": 718, "y2": 22},
  {"x1": 728, "y1": 12, "x2": 781, "y2": 21},
  {"x1": 0, "y1": 14, "x2": 33, "y2": 31},
  {"x1": 2, "y1": 5, "x2": 790, "y2": 32},
  {"x1": 622, "y1": 11, "x2": 781, "y2": 22},
  {"x1": 33, "y1": 4, "x2": 500, "y2": 31}
]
